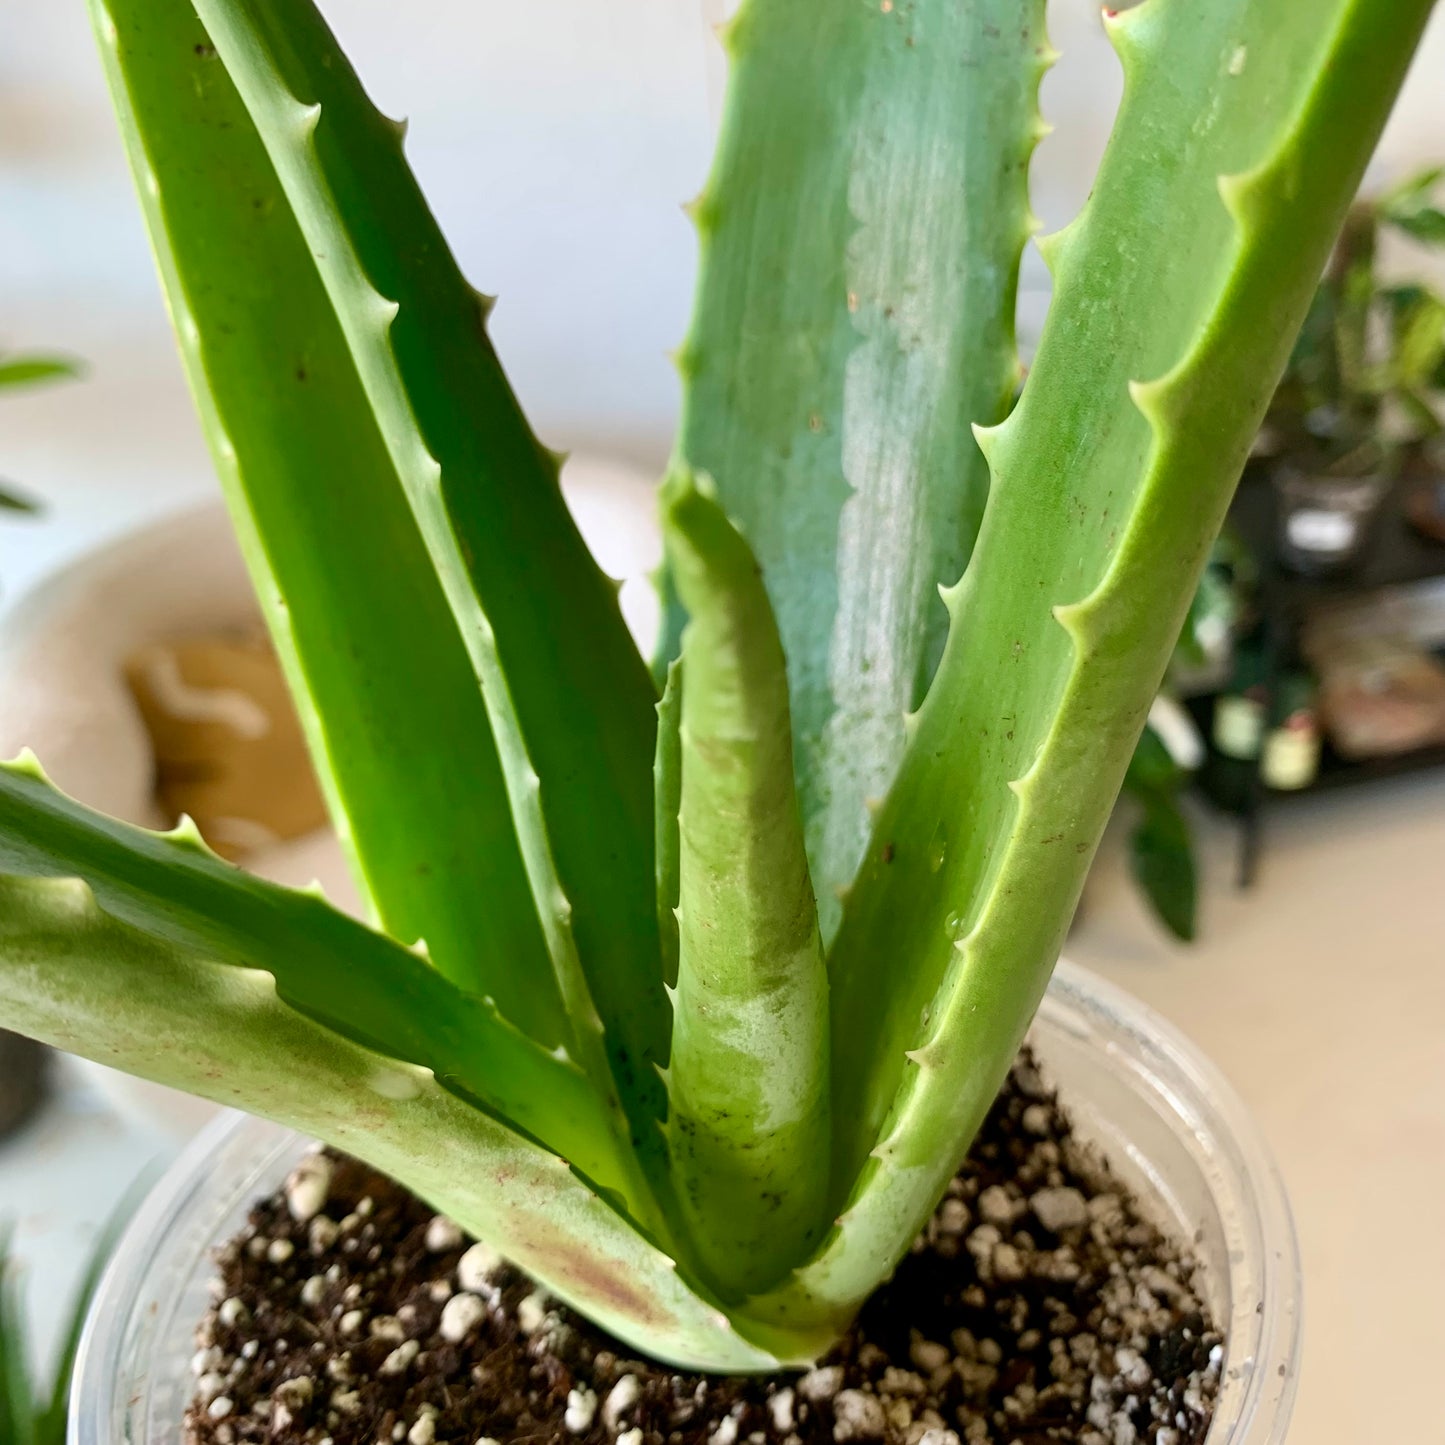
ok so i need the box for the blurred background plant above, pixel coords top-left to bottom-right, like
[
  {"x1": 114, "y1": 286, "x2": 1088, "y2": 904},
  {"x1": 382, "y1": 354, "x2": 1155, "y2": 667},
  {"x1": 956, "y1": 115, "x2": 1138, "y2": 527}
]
[
  {"x1": 1264, "y1": 165, "x2": 1445, "y2": 475},
  {"x1": 1116, "y1": 531, "x2": 1255, "y2": 942},
  {"x1": 1124, "y1": 169, "x2": 1445, "y2": 935},
  {"x1": 0, "y1": 353, "x2": 80, "y2": 516},
  {"x1": 0, "y1": 1220, "x2": 112, "y2": 1445}
]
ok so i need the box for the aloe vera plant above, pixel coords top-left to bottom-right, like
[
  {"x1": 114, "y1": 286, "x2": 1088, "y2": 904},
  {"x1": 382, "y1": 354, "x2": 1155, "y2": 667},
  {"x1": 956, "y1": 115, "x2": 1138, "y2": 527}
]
[{"x1": 0, "y1": 0, "x2": 1433, "y2": 1371}]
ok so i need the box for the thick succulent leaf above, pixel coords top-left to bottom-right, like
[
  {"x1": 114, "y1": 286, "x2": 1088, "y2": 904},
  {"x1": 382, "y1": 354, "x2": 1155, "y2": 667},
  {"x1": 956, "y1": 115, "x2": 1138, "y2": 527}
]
[
  {"x1": 667, "y1": 0, "x2": 1049, "y2": 937},
  {"x1": 0, "y1": 757, "x2": 657, "y2": 1232},
  {"x1": 89, "y1": 0, "x2": 561, "y2": 1033},
  {"x1": 187, "y1": 0, "x2": 667, "y2": 1136},
  {"x1": 660, "y1": 473, "x2": 830, "y2": 1297},
  {"x1": 654, "y1": 660, "x2": 683, "y2": 991},
  {"x1": 744, "y1": 0, "x2": 1433, "y2": 1345},
  {"x1": 0, "y1": 875, "x2": 776, "y2": 1373}
]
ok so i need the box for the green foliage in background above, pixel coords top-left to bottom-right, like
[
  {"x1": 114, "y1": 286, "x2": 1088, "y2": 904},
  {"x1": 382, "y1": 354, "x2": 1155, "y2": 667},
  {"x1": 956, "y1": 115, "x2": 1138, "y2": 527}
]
[
  {"x1": 1269, "y1": 164, "x2": 1445, "y2": 467},
  {"x1": 0, "y1": 1223, "x2": 114, "y2": 1445},
  {"x1": 0, "y1": 354, "x2": 80, "y2": 514}
]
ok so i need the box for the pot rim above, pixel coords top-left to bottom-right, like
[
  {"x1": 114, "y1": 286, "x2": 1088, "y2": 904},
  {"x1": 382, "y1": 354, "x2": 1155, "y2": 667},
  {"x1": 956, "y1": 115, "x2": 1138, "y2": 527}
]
[
  {"x1": 1046, "y1": 963, "x2": 1302, "y2": 1440},
  {"x1": 70, "y1": 959, "x2": 1301, "y2": 1444}
]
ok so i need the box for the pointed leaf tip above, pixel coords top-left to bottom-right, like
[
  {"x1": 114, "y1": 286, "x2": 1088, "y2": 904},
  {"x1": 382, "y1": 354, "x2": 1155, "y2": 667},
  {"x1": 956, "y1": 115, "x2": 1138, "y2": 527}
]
[
  {"x1": 682, "y1": 192, "x2": 718, "y2": 233},
  {"x1": 1051, "y1": 597, "x2": 1091, "y2": 643},
  {"x1": 1126, "y1": 373, "x2": 1172, "y2": 429},
  {"x1": 165, "y1": 813, "x2": 212, "y2": 852},
  {"x1": 667, "y1": 344, "x2": 700, "y2": 381},
  {"x1": 1100, "y1": 1, "x2": 1152, "y2": 67},
  {"x1": 3, "y1": 747, "x2": 50, "y2": 782},
  {"x1": 1034, "y1": 224, "x2": 1074, "y2": 275},
  {"x1": 295, "y1": 99, "x2": 323, "y2": 137},
  {"x1": 1216, "y1": 165, "x2": 1267, "y2": 227},
  {"x1": 970, "y1": 419, "x2": 1001, "y2": 463}
]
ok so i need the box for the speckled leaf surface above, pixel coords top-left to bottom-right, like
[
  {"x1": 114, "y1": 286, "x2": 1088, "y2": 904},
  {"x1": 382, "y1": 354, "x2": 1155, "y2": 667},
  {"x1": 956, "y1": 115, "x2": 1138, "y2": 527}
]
[
  {"x1": 745, "y1": 0, "x2": 1435, "y2": 1344},
  {"x1": 660, "y1": 473, "x2": 829, "y2": 1297},
  {"x1": 0, "y1": 869, "x2": 778, "y2": 1373},
  {"x1": 654, "y1": 659, "x2": 684, "y2": 992},
  {"x1": 667, "y1": 0, "x2": 1049, "y2": 938},
  {"x1": 186, "y1": 0, "x2": 668, "y2": 1150},
  {"x1": 0, "y1": 759, "x2": 633, "y2": 1197},
  {"x1": 88, "y1": 0, "x2": 559, "y2": 1034}
]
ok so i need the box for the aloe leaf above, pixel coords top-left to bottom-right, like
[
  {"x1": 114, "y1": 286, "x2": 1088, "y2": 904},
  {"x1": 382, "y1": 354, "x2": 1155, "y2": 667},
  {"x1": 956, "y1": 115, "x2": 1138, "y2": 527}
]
[
  {"x1": 659, "y1": 473, "x2": 829, "y2": 1296},
  {"x1": 186, "y1": 0, "x2": 667, "y2": 1133},
  {"x1": 88, "y1": 0, "x2": 561, "y2": 1037},
  {"x1": 654, "y1": 660, "x2": 683, "y2": 991},
  {"x1": 0, "y1": 757, "x2": 657, "y2": 1230},
  {"x1": 0, "y1": 875, "x2": 775, "y2": 1373},
  {"x1": 744, "y1": 0, "x2": 1433, "y2": 1345},
  {"x1": 667, "y1": 0, "x2": 1050, "y2": 937}
]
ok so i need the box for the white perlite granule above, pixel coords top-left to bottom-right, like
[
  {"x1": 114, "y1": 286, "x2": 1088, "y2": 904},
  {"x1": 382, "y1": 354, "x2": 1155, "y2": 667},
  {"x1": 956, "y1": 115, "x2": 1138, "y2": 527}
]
[
  {"x1": 284, "y1": 1157, "x2": 334, "y2": 1223},
  {"x1": 424, "y1": 1216, "x2": 463, "y2": 1252},
  {"x1": 564, "y1": 1387, "x2": 597, "y2": 1433},
  {"x1": 438, "y1": 1292, "x2": 486, "y2": 1343},
  {"x1": 457, "y1": 1242, "x2": 501, "y2": 1293}
]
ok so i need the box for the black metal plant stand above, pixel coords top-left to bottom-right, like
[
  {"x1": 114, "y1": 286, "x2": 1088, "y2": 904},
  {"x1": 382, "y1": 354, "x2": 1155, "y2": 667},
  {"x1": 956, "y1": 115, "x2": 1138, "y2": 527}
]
[{"x1": 1189, "y1": 464, "x2": 1445, "y2": 887}]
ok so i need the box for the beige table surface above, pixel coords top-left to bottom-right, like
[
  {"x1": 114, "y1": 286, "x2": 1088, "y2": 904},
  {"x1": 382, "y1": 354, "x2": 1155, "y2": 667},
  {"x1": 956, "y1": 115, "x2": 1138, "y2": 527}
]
[{"x1": 1071, "y1": 773, "x2": 1445, "y2": 1445}]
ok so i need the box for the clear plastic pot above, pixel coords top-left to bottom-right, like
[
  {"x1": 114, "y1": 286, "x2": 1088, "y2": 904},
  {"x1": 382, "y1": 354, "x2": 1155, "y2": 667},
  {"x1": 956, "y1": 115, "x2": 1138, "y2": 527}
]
[{"x1": 70, "y1": 961, "x2": 1301, "y2": 1445}]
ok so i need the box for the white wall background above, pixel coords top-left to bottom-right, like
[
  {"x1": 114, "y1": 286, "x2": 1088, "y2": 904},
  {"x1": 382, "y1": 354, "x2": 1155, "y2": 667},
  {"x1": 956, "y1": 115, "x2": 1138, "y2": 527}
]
[{"x1": 1, "y1": 0, "x2": 1443, "y2": 592}]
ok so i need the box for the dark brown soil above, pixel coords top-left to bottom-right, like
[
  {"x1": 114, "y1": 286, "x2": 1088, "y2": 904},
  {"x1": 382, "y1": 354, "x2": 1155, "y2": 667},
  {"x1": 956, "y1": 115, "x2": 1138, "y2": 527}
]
[{"x1": 185, "y1": 1057, "x2": 1222, "y2": 1445}]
